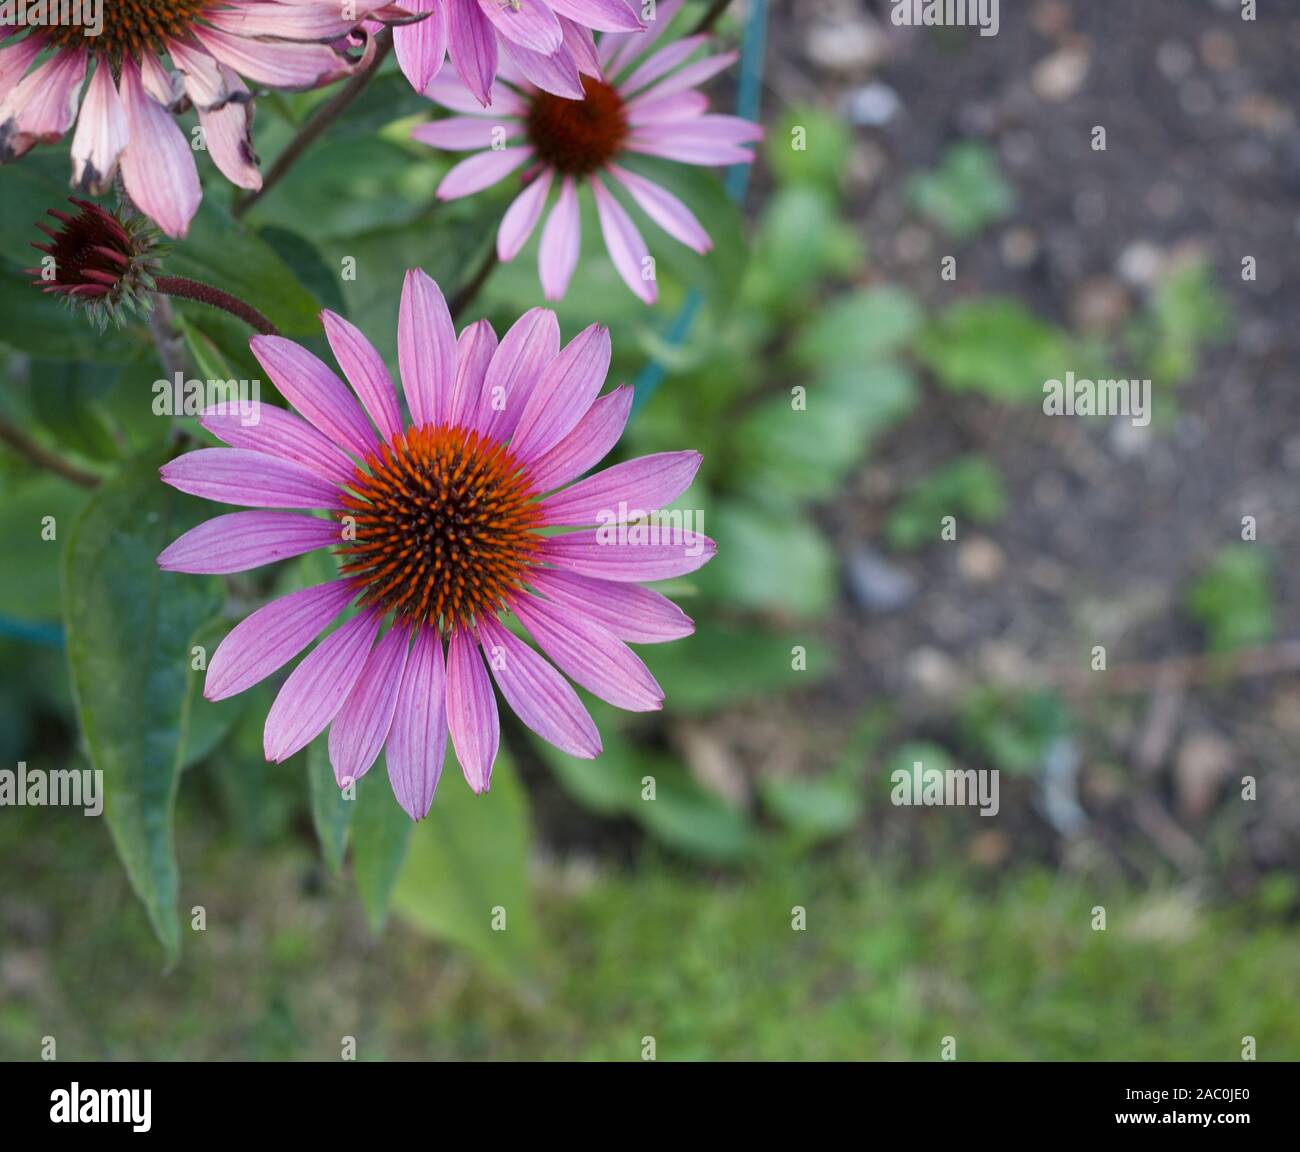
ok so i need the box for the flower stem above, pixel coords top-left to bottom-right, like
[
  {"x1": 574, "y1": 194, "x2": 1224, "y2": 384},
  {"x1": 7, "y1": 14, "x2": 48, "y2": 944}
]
[
  {"x1": 692, "y1": 0, "x2": 732, "y2": 34},
  {"x1": 234, "y1": 29, "x2": 393, "y2": 219},
  {"x1": 0, "y1": 416, "x2": 100, "y2": 488},
  {"x1": 154, "y1": 275, "x2": 279, "y2": 337},
  {"x1": 449, "y1": 245, "x2": 500, "y2": 321}
]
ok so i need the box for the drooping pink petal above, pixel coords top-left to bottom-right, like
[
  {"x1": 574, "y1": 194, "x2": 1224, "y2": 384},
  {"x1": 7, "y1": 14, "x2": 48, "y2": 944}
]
[
  {"x1": 608, "y1": 164, "x2": 711, "y2": 252},
  {"x1": 70, "y1": 62, "x2": 126, "y2": 195},
  {"x1": 509, "y1": 323, "x2": 610, "y2": 463},
  {"x1": 395, "y1": 0, "x2": 449, "y2": 95},
  {"x1": 193, "y1": 25, "x2": 352, "y2": 89},
  {"x1": 558, "y1": 16, "x2": 602, "y2": 78},
  {"x1": 118, "y1": 59, "x2": 201, "y2": 238},
  {"x1": 449, "y1": 318, "x2": 498, "y2": 428},
  {"x1": 10, "y1": 45, "x2": 86, "y2": 143},
  {"x1": 157, "y1": 511, "x2": 339, "y2": 574},
  {"x1": 526, "y1": 383, "x2": 632, "y2": 493},
  {"x1": 205, "y1": 579, "x2": 356, "y2": 701},
  {"x1": 476, "y1": 0, "x2": 562, "y2": 54},
  {"x1": 194, "y1": 66, "x2": 260, "y2": 190},
  {"x1": 540, "y1": 450, "x2": 702, "y2": 525},
  {"x1": 386, "y1": 625, "x2": 448, "y2": 819},
  {"x1": 264, "y1": 610, "x2": 383, "y2": 762},
  {"x1": 0, "y1": 36, "x2": 43, "y2": 108},
  {"x1": 447, "y1": 0, "x2": 498, "y2": 107},
  {"x1": 592, "y1": 175, "x2": 657, "y2": 303},
  {"x1": 550, "y1": 0, "x2": 643, "y2": 33},
  {"x1": 320, "y1": 310, "x2": 403, "y2": 442},
  {"x1": 249, "y1": 335, "x2": 377, "y2": 459},
  {"x1": 167, "y1": 41, "x2": 230, "y2": 110},
  {"x1": 199, "y1": 404, "x2": 357, "y2": 487},
  {"x1": 423, "y1": 64, "x2": 518, "y2": 115},
  {"x1": 538, "y1": 175, "x2": 580, "y2": 300},
  {"x1": 478, "y1": 614, "x2": 600, "y2": 758},
  {"x1": 328, "y1": 625, "x2": 410, "y2": 785},
  {"x1": 512, "y1": 594, "x2": 663, "y2": 712},
  {"x1": 540, "y1": 526, "x2": 715, "y2": 581},
  {"x1": 499, "y1": 35, "x2": 584, "y2": 99},
  {"x1": 160, "y1": 448, "x2": 344, "y2": 510},
  {"x1": 412, "y1": 115, "x2": 520, "y2": 150},
  {"x1": 497, "y1": 168, "x2": 553, "y2": 261},
  {"x1": 529, "y1": 568, "x2": 694, "y2": 643},
  {"x1": 437, "y1": 144, "x2": 533, "y2": 199},
  {"x1": 444, "y1": 626, "x2": 499, "y2": 793},
  {"x1": 397, "y1": 268, "x2": 458, "y2": 430},
  {"x1": 479, "y1": 307, "x2": 560, "y2": 441}
]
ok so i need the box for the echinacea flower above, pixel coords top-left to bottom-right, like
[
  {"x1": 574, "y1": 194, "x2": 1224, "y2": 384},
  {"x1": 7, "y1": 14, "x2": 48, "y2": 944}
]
[
  {"x1": 392, "y1": 0, "x2": 644, "y2": 107},
  {"x1": 27, "y1": 197, "x2": 161, "y2": 329},
  {"x1": 0, "y1": 1, "x2": 401, "y2": 237},
  {"x1": 412, "y1": 0, "x2": 761, "y2": 303},
  {"x1": 156, "y1": 269, "x2": 713, "y2": 818}
]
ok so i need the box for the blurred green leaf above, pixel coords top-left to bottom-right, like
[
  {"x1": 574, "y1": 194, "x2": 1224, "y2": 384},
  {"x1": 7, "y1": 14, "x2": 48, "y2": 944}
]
[
  {"x1": 745, "y1": 186, "x2": 865, "y2": 313},
  {"x1": 906, "y1": 142, "x2": 1014, "y2": 240},
  {"x1": 183, "y1": 617, "x2": 245, "y2": 770},
  {"x1": 766, "y1": 104, "x2": 851, "y2": 191},
  {"x1": 350, "y1": 768, "x2": 412, "y2": 934},
  {"x1": 63, "y1": 457, "x2": 223, "y2": 963},
  {"x1": 391, "y1": 749, "x2": 538, "y2": 985},
  {"x1": 0, "y1": 473, "x2": 91, "y2": 623},
  {"x1": 792, "y1": 286, "x2": 923, "y2": 370},
  {"x1": 307, "y1": 735, "x2": 353, "y2": 876},
  {"x1": 1185, "y1": 546, "x2": 1272, "y2": 653},
  {"x1": 1129, "y1": 257, "x2": 1231, "y2": 389},
  {"x1": 960, "y1": 688, "x2": 1070, "y2": 776},
  {"x1": 638, "y1": 763, "x2": 756, "y2": 861},
  {"x1": 886, "y1": 455, "x2": 1006, "y2": 551},
  {"x1": 28, "y1": 360, "x2": 122, "y2": 462},
  {"x1": 0, "y1": 259, "x2": 143, "y2": 360},
  {"x1": 760, "y1": 775, "x2": 861, "y2": 841}
]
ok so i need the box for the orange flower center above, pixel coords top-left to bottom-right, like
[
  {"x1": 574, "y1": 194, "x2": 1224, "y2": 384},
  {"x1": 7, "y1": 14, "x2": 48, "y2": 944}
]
[
  {"x1": 526, "y1": 76, "x2": 629, "y2": 176},
  {"x1": 42, "y1": 0, "x2": 211, "y2": 58},
  {"x1": 338, "y1": 425, "x2": 542, "y2": 632}
]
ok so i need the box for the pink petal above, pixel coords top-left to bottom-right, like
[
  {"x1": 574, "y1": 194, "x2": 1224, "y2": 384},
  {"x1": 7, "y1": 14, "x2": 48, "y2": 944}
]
[
  {"x1": 264, "y1": 611, "x2": 383, "y2": 763},
  {"x1": 608, "y1": 164, "x2": 711, "y2": 253},
  {"x1": 526, "y1": 383, "x2": 632, "y2": 493},
  {"x1": 397, "y1": 268, "x2": 458, "y2": 430},
  {"x1": 529, "y1": 568, "x2": 694, "y2": 643},
  {"x1": 509, "y1": 322, "x2": 610, "y2": 464},
  {"x1": 558, "y1": 16, "x2": 602, "y2": 78},
  {"x1": 412, "y1": 114, "x2": 520, "y2": 150},
  {"x1": 447, "y1": 0, "x2": 498, "y2": 107},
  {"x1": 478, "y1": 614, "x2": 600, "y2": 758},
  {"x1": 479, "y1": 307, "x2": 560, "y2": 441},
  {"x1": 437, "y1": 144, "x2": 532, "y2": 199},
  {"x1": 196, "y1": 70, "x2": 261, "y2": 191},
  {"x1": 118, "y1": 59, "x2": 201, "y2": 239},
  {"x1": 540, "y1": 450, "x2": 701, "y2": 525},
  {"x1": 476, "y1": 0, "x2": 562, "y2": 54},
  {"x1": 206, "y1": 579, "x2": 356, "y2": 701},
  {"x1": 160, "y1": 448, "x2": 344, "y2": 509},
  {"x1": 157, "y1": 511, "x2": 339, "y2": 574},
  {"x1": 449, "y1": 318, "x2": 498, "y2": 429},
  {"x1": 540, "y1": 526, "x2": 715, "y2": 581},
  {"x1": 395, "y1": 0, "x2": 449, "y2": 94},
  {"x1": 422, "y1": 68, "x2": 520, "y2": 115},
  {"x1": 10, "y1": 45, "x2": 85, "y2": 141},
  {"x1": 538, "y1": 175, "x2": 580, "y2": 300},
  {"x1": 249, "y1": 335, "x2": 377, "y2": 459},
  {"x1": 70, "y1": 61, "x2": 126, "y2": 195},
  {"x1": 444, "y1": 626, "x2": 499, "y2": 793},
  {"x1": 387, "y1": 625, "x2": 448, "y2": 819},
  {"x1": 193, "y1": 25, "x2": 350, "y2": 89},
  {"x1": 550, "y1": 0, "x2": 643, "y2": 33},
  {"x1": 328, "y1": 625, "x2": 410, "y2": 785},
  {"x1": 592, "y1": 175, "x2": 657, "y2": 304},
  {"x1": 320, "y1": 310, "x2": 403, "y2": 442},
  {"x1": 499, "y1": 35, "x2": 584, "y2": 99},
  {"x1": 626, "y1": 90, "x2": 708, "y2": 126},
  {"x1": 497, "y1": 168, "x2": 554, "y2": 261},
  {"x1": 630, "y1": 49, "x2": 738, "y2": 104},
  {"x1": 605, "y1": 0, "x2": 682, "y2": 74},
  {"x1": 512, "y1": 594, "x2": 662, "y2": 711},
  {"x1": 199, "y1": 404, "x2": 357, "y2": 487},
  {"x1": 621, "y1": 33, "x2": 707, "y2": 97}
]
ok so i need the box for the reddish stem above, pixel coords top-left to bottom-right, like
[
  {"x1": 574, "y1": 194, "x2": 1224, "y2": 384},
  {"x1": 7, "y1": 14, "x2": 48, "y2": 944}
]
[{"x1": 154, "y1": 275, "x2": 279, "y2": 337}]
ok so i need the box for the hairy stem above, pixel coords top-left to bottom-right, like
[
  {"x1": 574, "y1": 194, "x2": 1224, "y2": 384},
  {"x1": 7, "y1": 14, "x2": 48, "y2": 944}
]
[{"x1": 155, "y1": 275, "x2": 279, "y2": 337}]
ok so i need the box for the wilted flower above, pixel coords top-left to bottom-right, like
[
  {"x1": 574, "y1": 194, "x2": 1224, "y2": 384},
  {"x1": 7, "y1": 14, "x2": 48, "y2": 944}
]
[
  {"x1": 157, "y1": 269, "x2": 713, "y2": 818},
  {"x1": 413, "y1": 0, "x2": 761, "y2": 302},
  {"x1": 28, "y1": 198, "x2": 161, "y2": 330},
  {"x1": 392, "y1": 0, "x2": 645, "y2": 106},
  {"x1": 0, "y1": 1, "x2": 401, "y2": 237}
]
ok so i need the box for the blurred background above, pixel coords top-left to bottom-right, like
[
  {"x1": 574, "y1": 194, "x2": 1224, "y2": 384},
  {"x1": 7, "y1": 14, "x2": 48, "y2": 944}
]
[{"x1": 2, "y1": 0, "x2": 1299, "y2": 1059}]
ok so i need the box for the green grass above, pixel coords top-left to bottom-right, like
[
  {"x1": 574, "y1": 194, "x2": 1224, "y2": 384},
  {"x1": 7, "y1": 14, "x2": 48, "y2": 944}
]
[{"x1": 2, "y1": 801, "x2": 1296, "y2": 1061}]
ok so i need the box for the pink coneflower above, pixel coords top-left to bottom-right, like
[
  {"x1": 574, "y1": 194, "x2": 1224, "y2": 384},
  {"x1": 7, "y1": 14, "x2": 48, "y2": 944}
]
[
  {"x1": 412, "y1": 0, "x2": 762, "y2": 303},
  {"x1": 156, "y1": 269, "x2": 713, "y2": 818},
  {"x1": 392, "y1": 0, "x2": 644, "y2": 106},
  {"x1": 0, "y1": 1, "x2": 399, "y2": 237}
]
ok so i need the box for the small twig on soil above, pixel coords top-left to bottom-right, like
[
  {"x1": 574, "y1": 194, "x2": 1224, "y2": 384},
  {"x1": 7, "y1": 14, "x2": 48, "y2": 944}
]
[{"x1": 1044, "y1": 640, "x2": 1300, "y2": 697}]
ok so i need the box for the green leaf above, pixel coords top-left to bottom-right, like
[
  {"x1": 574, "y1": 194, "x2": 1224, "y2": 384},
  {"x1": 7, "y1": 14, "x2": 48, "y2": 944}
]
[
  {"x1": 906, "y1": 142, "x2": 1014, "y2": 240},
  {"x1": 766, "y1": 104, "x2": 852, "y2": 191},
  {"x1": 0, "y1": 472, "x2": 92, "y2": 623},
  {"x1": 0, "y1": 258, "x2": 143, "y2": 361},
  {"x1": 307, "y1": 735, "x2": 353, "y2": 876},
  {"x1": 744, "y1": 186, "x2": 865, "y2": 312},
  {"x1": 915, "y1": 298, "x2": 1078, "y2": 404},
  {"x1": 760, "y1": 776, "x2": 862, "y2": 841},
  {"x1": 886, "y1": 455, "x2": 1006, "y2": 551},
  {"x1": 1184, "y1": 546, "x2": 1273, "y2": 653},
  {"x1": 62, "y1": 457, "x2": 223, "y2": 963},
  {"x1": 350, "y1": 767, "x2": 412, "y2": 934},
  {"x1": 391, "y1": 748, "x2": 538, "y2": 986},
  {"x1": 183, "y1": 618, "x2": 245, "y2": 770},
  {"x1": 792, "y1": 286, "x2": 923, "y2": 370},
  {"x1": 639, "y1": 762, "x2": 756, "y2": 861},
  {"x1": 27, "y1": 360, "x2": 122, "y2": 462}
]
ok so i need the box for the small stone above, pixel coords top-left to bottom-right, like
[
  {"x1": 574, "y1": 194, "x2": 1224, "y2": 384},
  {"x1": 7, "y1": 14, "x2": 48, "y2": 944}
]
[
  {"x1": 905, "y1": 647, "x2": 963, "y2": 698},
  {"x1": 1031, "y1": 45, "x2": 1090, "y2": 101},
  {"x1": 1000, "y1": 226, "x2": 1040, "y2": 269},
  {"x1": 846, "y1": 82, "x2": 901, "y2": 127},
  {"x1": 1029, "y1": 0, "x2": 1073, "y2": 39},
  {"x1": 1174, "y1": 733, "x2": 1234, "y2": 822},
  {"x1": 1156, "y1": 41, "x2": 1195, "y2": 82},
  {"x1": 1231, "y1": 93, "x2": 1294, "y2": 136},
  {"x1": 957, "y1": 537, "x2": 1006, "y2": 584},
  {"x1": 894, "y1": 224, "x2": 932, "y2": 263},
  {"x1": 805, "y1": 9, "x2": 886, "y2": 74},
  {"x1": 846, "y1": 546, "x2": 917, "y2": 614},
  {"x1": 969, "y1": 830, "x2": 1012, "y2": 868},
  {"x1": 1069, "y1": 276, "x2": 1131, "y2": 334},
  {"x1": 1117, "y1": 241, "x2": 1166, "y2": 289},
  {"x1": 1200, "y1": 29, "x2": 1238, "y2": 72}
]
